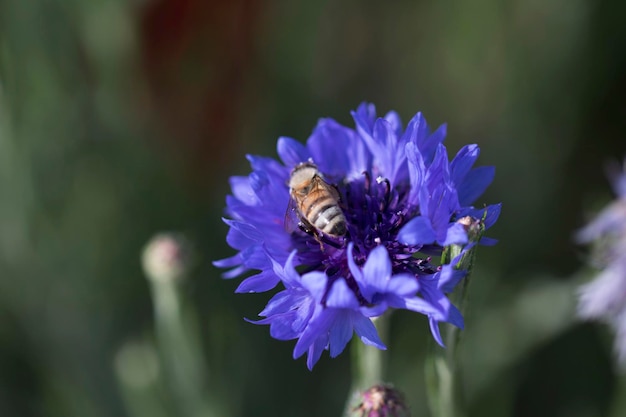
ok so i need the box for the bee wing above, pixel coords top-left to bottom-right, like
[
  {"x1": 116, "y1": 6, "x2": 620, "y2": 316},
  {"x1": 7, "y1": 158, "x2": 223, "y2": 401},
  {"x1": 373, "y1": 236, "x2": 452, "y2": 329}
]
[
  {"x1": 284, "y1": 195, "x2": 302, "y2": 234},
  {"x1": 313, "y1": 174, "x2": 341, "y2": 201}
]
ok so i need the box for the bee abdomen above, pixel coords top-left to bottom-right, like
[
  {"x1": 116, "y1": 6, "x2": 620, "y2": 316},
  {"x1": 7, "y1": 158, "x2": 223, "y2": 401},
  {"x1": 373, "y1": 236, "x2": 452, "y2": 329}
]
[{"x1": 312, "y1": 204, "x2": 347, "y2": 236}]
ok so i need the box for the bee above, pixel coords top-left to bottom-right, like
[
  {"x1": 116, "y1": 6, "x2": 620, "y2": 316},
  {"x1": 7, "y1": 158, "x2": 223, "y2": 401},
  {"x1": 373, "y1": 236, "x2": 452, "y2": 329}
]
[{"x1": 285, "y1": 162, "x2": 347, "y2": 244}]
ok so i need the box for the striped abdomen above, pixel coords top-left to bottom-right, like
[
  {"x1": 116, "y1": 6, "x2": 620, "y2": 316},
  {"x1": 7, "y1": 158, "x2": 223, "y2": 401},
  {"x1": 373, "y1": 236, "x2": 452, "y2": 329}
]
[{"x1": 300, "y1": 189, "x2": 347, "y2": 237}]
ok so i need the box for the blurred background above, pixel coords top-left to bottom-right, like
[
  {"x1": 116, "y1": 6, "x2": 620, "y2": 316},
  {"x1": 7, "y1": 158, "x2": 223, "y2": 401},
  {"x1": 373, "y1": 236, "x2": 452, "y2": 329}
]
[{"x1": 1, "y1": 0, "x2": 626, "y2": 416}]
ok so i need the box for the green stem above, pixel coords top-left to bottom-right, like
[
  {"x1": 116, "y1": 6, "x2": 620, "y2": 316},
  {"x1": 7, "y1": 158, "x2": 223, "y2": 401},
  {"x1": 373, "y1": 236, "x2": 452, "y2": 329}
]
[
  {"x1": 425, "y1": 216, "x2": 486, "y2": 417},
  {"x1": 425, "y1": 321, "x2": 465, "y2": 417},
  {"x1": 150, "y1": 279, "x2": 224, "y2": 417},
  {"x1": 343, "y1": 314, "x2": 390, "y2": 416}
]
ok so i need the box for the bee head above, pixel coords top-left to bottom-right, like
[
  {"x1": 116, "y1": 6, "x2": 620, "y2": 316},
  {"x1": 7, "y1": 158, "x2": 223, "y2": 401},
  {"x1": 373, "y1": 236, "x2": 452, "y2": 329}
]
[{"x1": 289, "y1": 161, "x2": 321, "y2": 190}]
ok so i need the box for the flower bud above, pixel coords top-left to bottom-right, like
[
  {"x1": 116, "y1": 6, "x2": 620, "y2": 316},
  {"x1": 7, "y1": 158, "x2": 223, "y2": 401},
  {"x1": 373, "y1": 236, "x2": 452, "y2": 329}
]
[
  {"x1": 141, "y1": 233, "x2": 192, "y2": 283},
  {"x1": 456, "y1": 215, "x2": 485, "y2": 243},
  {"x1": 350, "y1": 384, "x2": 410, "y2": 417}
]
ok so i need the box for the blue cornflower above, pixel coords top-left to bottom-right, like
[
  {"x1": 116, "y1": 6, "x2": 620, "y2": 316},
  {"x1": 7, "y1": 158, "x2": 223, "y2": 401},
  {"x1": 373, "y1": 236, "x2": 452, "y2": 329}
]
[
  {"x1": 577, "y1": 160, "x2": 626, "y2": 365},
  {"x1": 215, "y1": 103, "x2": 500, "y2": 369}
]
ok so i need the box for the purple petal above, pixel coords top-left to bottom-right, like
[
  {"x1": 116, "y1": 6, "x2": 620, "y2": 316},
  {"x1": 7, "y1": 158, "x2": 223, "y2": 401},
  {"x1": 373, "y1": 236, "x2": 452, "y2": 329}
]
[
  {"x1": 578, "y1": 266, "x2": 626, "y2": 320},
  {"x1": 270, "y1": 250, "x2": 300, "y2": 287},
  {"x1": 259, "y1": 290, "x2": 300, "y2": 316},
  {"x1": 301, "y1": 272, "x2": 329, "y2": 303},
  {"x1": 329, "y1": 312, "x2": 354, "y2": 357},
  {"x1": 306, "y1": 119, "x2": 354, "y2": 179},
  {"x1": 479, "y1": 236, "x2": 499, "y2": 246},
  {"x1": 400, "y1": 296, "x2": 447, "y2": 320},
  {"x1": 403, "y1": 112, "x2": 429, "y2": 147},
  {"x1": 223, "y1": 218, "x2": 264, "y2": 243},
  {"x1": 351, "y1": 102, "x2": 377, "y2": 136},
  {"x1": 277, "y1": 136, "x2": 311, "y2": 168},
  {"x1": 384, "y1": 110, "x2": 403, "y2": 136},
  {"x1": 229, "y1": 176, "x2": 259, "y2": 206},
  {"x1": 306, "y1": 336, "x2": 329, "y2": 370},
  {"x1": 429, "y1": 317, "x2": 445, "y2": 347},
  {"x1": 437, "y1": 265, "x2": 467, "y2": 293},
  {"x1": 212, "y1": 253, "x2": 241, "y2": 269},
  {"x1": 222, "y1": 265, "x2": 250, "y2": 279},
  {"x1": 221, "y1": 265, "x2": 247, "y2": 279},
  {"x1": 406, "y1": 142, "x2": 426, "y2": 206},
  {"x1": 441, "y1": 222, "x2": 469, "y2": 246},
  {"x1": 456, "y1": 203, "x2": 502, "y2": 230},
  {"x1": 386, "y1": 274, "x2": 419, "y2": 297},
  {"x1": 293, "y1": 307, "x2": 332, "y2": 359},
  {"x1": 354, "y1": 314, "x2": 386, "y2": 350},
  {"x1": 397, "y1": 216, "x2": 437, "y2": 245},
  {"x1": 450, "y1": 144, "x2": 480, "y2": 185},
  {"x1": 446, "y1": 303, "x2": 464, "y2": 329},
  {"x1": 268, "y1": 316, "x2": 301, "y2": 340},
  {"x1": 577, "y1": 201, "x2": 626, "y2": 243},
  {"x1": 419, "y1": 278, "x2": 453, "y2": 319},
  {"x1": 235, "y1": 270, "x2": 280, "y2": 293},
  {"x1": 362, "y1": 246, "x2": 392, "y2": 295},
  {"x1": 458, "y1": 166, "x2": 495, "y2": 206},
  {"x1": 420, "y1": 124, "x2": 447, "y2": 165},
  {"x1": 428, "y1": 186, "x2": 461, "y2": 242},
  {"x1": 246, "y1": 154, "x2": 289, "y2": 182},
  {"x1": 326, "y1": 278, "x2": 360, "y2": 309},
  {"x1": 360, "y1": 302, "x2": 389, "y2": 318},
  {"x1": 346, "y1": 243, "x2": 364, "y2": 282}
]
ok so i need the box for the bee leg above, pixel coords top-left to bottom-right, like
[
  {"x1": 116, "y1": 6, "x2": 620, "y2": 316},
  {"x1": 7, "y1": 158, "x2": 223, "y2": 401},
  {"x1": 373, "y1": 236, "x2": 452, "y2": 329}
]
[
  {"x1": 297, "y1": 221, "x2": 313, "y2": 235},
  {"x1": 315, "y1": 234, "x2": 325, "y2": 252},
  {"x1": 297, "y1": 222, "x2": 345, "y2": 250},
  {"x1": 296, "y1": 223, "x2": 326, "y2": 251},
  {"x1": 316, "y1": 232, "x2": 346, "y2": 250}
]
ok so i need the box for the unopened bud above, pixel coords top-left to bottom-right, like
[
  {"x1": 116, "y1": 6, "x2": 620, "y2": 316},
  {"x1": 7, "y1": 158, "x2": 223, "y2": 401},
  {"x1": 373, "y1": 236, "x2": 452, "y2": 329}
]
[
  {"x1": 351, "y1": 384, "x2": 410, "y2": 417},
  {"x1": 456, "y1": 215, "x2": 484, "y2": 243},
  {"x1": 442, "y1": 215, "x2": 486, "y2": 269},
  {"x1": 141, "y1": 233, "x2": 192, "y2": 283}
]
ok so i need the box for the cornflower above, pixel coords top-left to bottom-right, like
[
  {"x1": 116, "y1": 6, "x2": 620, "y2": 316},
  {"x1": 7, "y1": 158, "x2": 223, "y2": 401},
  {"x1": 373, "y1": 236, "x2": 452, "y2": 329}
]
[
  {"x1": 215, "y1": 103, "x2": 500, "y2": 369},
  {"x1": 577, "y1": 160, "x2": 626, "y2": 365}
]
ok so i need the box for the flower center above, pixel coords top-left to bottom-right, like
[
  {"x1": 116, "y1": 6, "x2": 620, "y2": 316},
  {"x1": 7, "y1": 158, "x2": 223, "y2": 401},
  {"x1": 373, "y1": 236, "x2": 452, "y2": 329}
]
[{"x1": 289, "y1": 172, "x2": 436, "y2": 281}]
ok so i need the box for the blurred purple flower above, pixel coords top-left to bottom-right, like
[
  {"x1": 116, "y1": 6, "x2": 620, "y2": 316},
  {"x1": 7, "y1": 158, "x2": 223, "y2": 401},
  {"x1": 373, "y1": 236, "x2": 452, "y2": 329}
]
[
  {"x1": 351, "y1": 384, "x2": 410, "y2": 417},
  {"x1": 215, "y1": 103, "x2": 500, "y2": 369},
  {"x1": 577, "y1": 160, "x2": 626, "y2": 365}
]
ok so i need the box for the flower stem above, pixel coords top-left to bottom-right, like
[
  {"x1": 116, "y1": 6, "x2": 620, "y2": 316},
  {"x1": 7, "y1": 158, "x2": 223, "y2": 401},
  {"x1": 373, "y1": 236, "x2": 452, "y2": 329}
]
[
  {"x1": 425, "y1": 315, "x2": 465, "y2": 417},
  {"x1": 343, "y1": 314, "x2": 390, "y2": 416},
  {"x1": 150, "y1": 279, "x2": 218, "y2": 417},
  {"x1": 425, "y1": 216, "x2": 486, "y2": 417}
]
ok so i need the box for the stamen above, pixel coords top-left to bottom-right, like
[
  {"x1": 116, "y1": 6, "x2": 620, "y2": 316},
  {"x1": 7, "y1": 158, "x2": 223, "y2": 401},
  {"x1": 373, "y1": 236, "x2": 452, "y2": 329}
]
[{"x1": 362, "y1": 171, "x2": 371, "y2": 192}]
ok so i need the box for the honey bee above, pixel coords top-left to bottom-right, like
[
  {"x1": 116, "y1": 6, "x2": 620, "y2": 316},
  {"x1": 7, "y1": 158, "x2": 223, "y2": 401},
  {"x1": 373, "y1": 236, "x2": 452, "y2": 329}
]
[{"x1": 286, "y1": 162, "x2": 347, "y2": 243}]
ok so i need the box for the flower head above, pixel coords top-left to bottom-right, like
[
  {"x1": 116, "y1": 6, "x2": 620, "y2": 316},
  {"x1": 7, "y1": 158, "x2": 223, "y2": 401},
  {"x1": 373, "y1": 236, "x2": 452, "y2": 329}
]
[
  {"x1": 577, "y1": 160, "x2": 626, "y2": 365},
  {"x1": 142, "y1": 233, "x2": 193, "y2": 283},
  {"x1": 215, "y1": 103, "x2": 500, "y2": 369},
  {"x1": 350, "y1": 384, "x2": 410, "y2": 417}
]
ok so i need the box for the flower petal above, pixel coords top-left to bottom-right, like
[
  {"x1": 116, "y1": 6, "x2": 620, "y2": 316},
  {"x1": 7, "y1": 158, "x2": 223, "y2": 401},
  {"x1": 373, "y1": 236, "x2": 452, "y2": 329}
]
[
  {"x1": 306, "y1": 336, "x2": 329, "y2": 370},
  {"x1": 277, "y1": 136, "x2": 311, "y2": 168},
  {"x1": 386, "y1": 274, "x2": 419, "y2": 296},
  {"x1": 398, "y1": 216, "x2": 437, "y2": 245},
  {"x1": 395, "y1": 296, "x2": 445, "y2": 320},
  {"x1": 429, "y1": 317, "x2": 445, "y2": 347},
  {"x1": 458, "y1": 166, "x2": 495, "y2": 206},
  {"x1": 326, "y1": 278, "x2": 360, "y2": 309},
  {"x1": 354, "y1": 314, "x2": 386, "y2": 350},
  {"x1": 450, "y1": 144, "x2": 480, "y2": 185},
  {"x1": 329, "y1": 312, "x2": 354, "y2": 357},
  {"x1": 235, "y1": 270, "x2": 280, "y2": 293},
  {"x1": 441, "y1": 222, "x2": 468, "y2": 246},
  {"x1": 361, "y1": 246, "x2": 392, "y2": 296}
]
